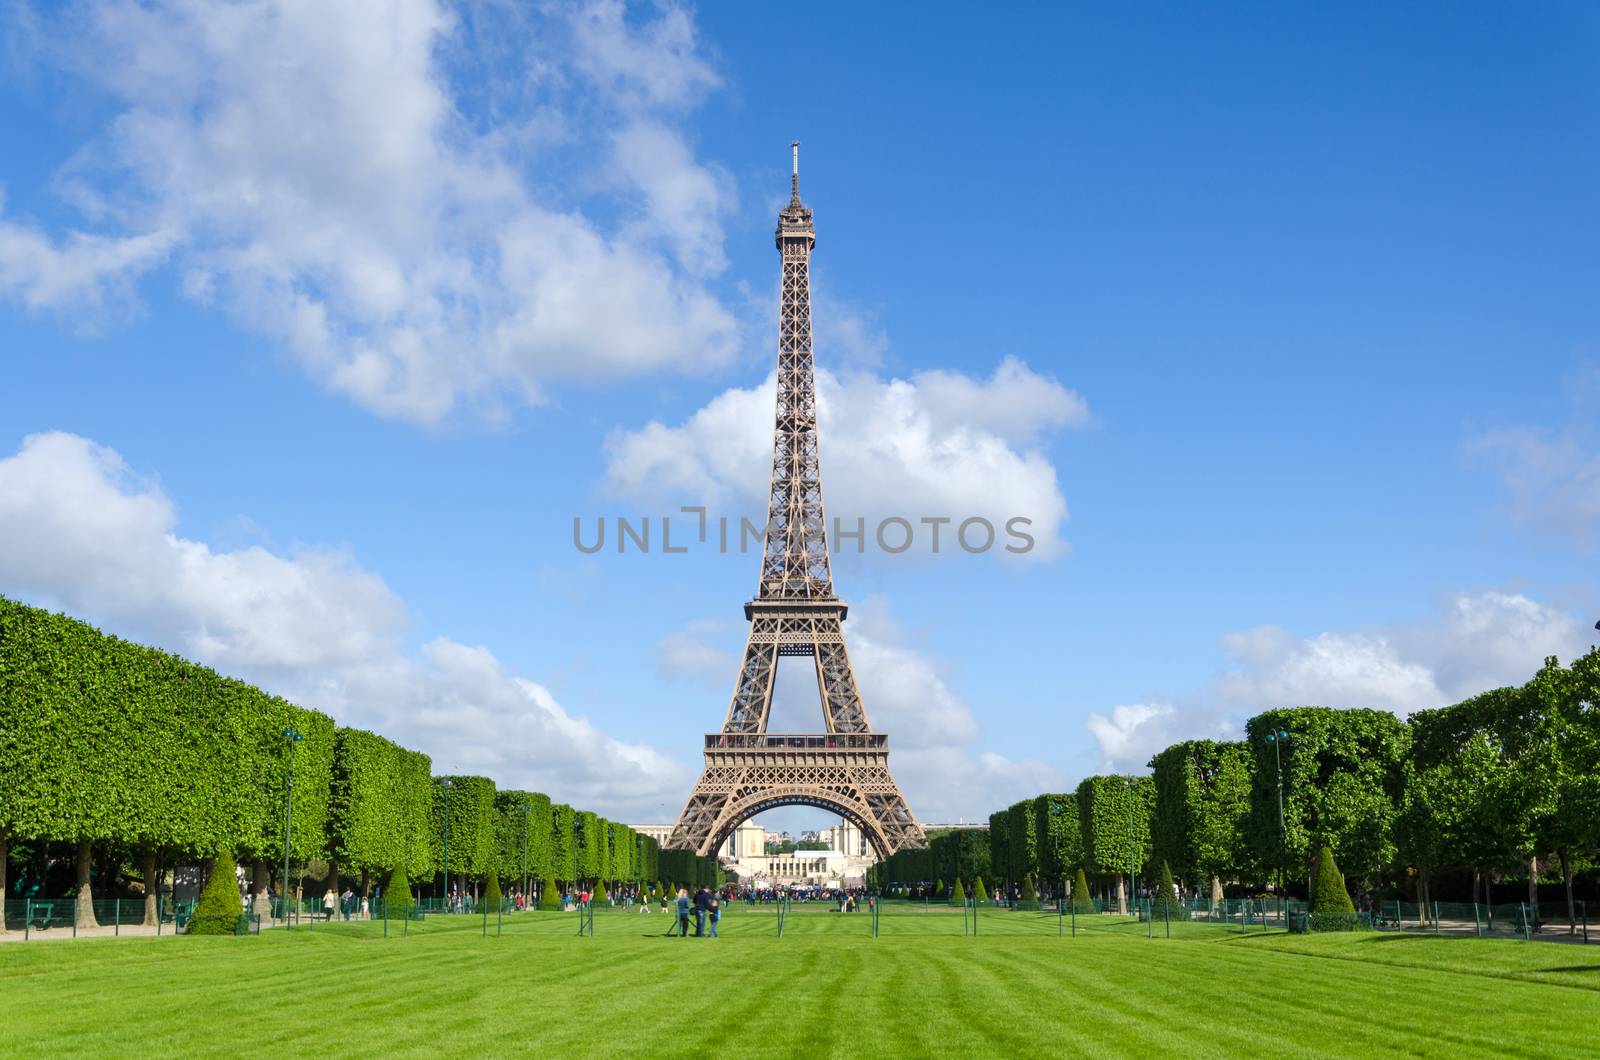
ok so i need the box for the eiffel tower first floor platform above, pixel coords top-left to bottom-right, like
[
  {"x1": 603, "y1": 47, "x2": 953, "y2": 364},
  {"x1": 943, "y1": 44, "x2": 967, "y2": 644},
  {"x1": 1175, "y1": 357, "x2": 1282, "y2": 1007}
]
[{"x1": 666, "y1": 733, "x2": 926, "y2": 858}]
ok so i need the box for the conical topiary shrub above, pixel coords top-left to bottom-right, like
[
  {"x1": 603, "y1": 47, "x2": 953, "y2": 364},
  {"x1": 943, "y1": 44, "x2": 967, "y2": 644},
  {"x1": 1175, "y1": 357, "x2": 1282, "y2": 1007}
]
[
  {"x1": 385, "y1": 866, "x2": 414, "y2": 919},
  {"x1": 951, "y1": 877, "x2": 967, "y2": 904},
  {"x1": 594, "y1": 879, "x2": 609, "y2": 902},
  {"x1": 974, "y1": 876, "x2": 988, "y2": 904},
  {"x1": 539, "y1": 876, "x2": 560, "y2": 910},
  {"x1": 190, "y1": 848, "x2": 243, "y2": 935},
  {"x1": 1309, "y1": 846, "x2": 1358, "y2": 931},
  {"x1": 1150, "y1": 861, "x2": 1188, "y2": 921},
  {"x1": 1070, "y1": 868, "x2": 1096, "y2": 913},
  {"x1": 485, "y1": 871, "x2": 503, "y2": 911},
  {"x1": 1021, "y1": 876, "x2": 1038, "y2": 904}
]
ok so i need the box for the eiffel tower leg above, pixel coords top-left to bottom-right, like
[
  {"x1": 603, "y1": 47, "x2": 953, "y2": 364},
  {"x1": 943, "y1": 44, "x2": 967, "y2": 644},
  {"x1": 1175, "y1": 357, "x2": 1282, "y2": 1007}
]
[
  {"x1": 810, "y1": 615, "x2": 869, "y2": 733},
  {"x1": 721, "y1": 619, "x2": 780, "y2": 735}
]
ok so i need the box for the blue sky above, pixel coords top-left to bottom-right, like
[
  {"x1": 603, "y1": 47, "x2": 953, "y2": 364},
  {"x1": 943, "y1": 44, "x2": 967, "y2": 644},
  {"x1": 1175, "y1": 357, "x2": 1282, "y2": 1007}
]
[{"x1": 1, "y1": 1, "x2": 1596, "y2": 828}]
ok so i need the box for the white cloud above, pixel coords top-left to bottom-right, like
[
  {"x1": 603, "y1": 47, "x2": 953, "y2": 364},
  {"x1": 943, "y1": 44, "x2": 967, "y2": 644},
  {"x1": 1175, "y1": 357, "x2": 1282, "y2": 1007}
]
[
  {"x1": 1218, "y1": 628, "x2": 1442, "y2": 715},
  {"x1": 0, "y1": 0, "x2": 739, "y2": 424},
  {"x1": 0, "y1": 430, "x2": 688, "y2": 817},
  {"x1": 604, "y1": 358, "x2": 1088, "y2": 559},
  {"x1": 1084, "y1": 590, "x2": 1592, "y2": 768},
  {"x1": 1471, "y1": 425, "x2": 1600, "y2": 547},
  {"x1": 657, "y1": 624, "x2": 733, "y2": 684},
  {"x1": 1218, "y1": 591, "x2": 1590, "y2": 715},
  {"x1": 1085, "y1": 703, "x2": 1179, "y2": 769},
  {"x1": 0, "y1": 191, "x2": 177, "y2": 313}
]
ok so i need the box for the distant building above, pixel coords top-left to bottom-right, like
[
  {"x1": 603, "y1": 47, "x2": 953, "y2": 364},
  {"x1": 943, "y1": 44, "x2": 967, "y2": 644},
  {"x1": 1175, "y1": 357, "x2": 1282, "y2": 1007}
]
[
  {"x1": 716, "y1": 817, "x2": 875, "y2": 887},
  {"x1": 629, "y1": 818, "x2": 881, "y2": 887},
  {"x1": 631, "y1": 824, "x2": 675, "y2": 845}
]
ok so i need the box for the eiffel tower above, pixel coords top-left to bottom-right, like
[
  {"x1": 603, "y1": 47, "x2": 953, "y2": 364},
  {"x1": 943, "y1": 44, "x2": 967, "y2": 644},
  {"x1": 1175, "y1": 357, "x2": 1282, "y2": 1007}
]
[{"x1": 666, "y1": 144, "x2": 926, "y2": 859}]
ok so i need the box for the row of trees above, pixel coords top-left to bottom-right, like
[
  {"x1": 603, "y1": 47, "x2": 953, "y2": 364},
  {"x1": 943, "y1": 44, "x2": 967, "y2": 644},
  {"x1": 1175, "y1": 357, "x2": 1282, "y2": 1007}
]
[
  {"x1": 0, "y1": 597, "x2": 718, "y2": 930},
  {"x1": 875, "y1": 651, "x2": 1600, "y2": 915}
]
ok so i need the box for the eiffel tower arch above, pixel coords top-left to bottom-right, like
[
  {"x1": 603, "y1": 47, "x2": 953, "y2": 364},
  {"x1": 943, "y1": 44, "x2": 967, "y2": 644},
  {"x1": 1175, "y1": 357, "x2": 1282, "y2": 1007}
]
[{"x1": 667, "y1": 145, "x2": 926, "y2": 859}]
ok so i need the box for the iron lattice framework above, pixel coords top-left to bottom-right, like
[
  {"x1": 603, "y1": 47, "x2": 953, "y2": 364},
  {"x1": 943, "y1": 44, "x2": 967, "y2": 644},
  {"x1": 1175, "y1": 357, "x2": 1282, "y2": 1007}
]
[{"x1": 667, "y1": 145, "x2": 926, "y2": 859}]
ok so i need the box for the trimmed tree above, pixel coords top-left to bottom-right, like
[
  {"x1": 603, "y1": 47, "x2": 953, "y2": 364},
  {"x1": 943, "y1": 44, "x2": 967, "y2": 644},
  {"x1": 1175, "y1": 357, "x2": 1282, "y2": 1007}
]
[
  {"x1": 1309, "y1": 846, "x2": 1358, "y2": 931},
  {"x1": 987, "y1": 812, "x2": 1010, "y2": 887},
  {"x1": 1020, "y1": 876, "x2": 1037, "y2": 903},
  {"x1": 1070, "y1": 867, "x2": 1095, "y2": 913},
  {"x1": 189, "y1": 848, "x2": 242, "y2": 935},
  {"x1": 1034, "y1": 793, "x2": 1083, "y2": 889},
  {"x1": 1246, "y1": 708, "x2": 1408, "y2": 895},
  {"x1": 385, "y1": 865, "x2": 413, "y2": 918},
  {"x1": 539, "y1": 875, "x2": 561, "y2": 910},
  {"x1": 951, "y1": 877, "x2": 966, "y2": 903},
  {"x1": 1007, "y1": 799, "x2": 1039, "y2": 885},
  {"x1": 485, "y1": 870, "x2": 503, "y2": 911},
  {"x1": 1150, "y1": 740, "x2": 1254, "y2": 894},
  {"x1": 1150, "y1": 860, "x2": 1188, "y2": 921},
  {"x1": 433, "y1": 775, "x2": 497, "y2": 897},
  {"x1": 550, "y1": 804, "x2": 576, "y2": 885},
  {"x1": 1077, "y1": 774, "x2": 1155, "y2": 911},
  {"x1": 973, "y1": 876, "x2": 988, "y2": 903}
]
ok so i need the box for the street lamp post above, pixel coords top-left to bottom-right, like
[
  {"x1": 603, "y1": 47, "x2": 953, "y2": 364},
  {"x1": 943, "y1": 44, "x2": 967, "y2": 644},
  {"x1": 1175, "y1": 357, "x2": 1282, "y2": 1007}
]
[
  {"x1": 281, "y1": 728, "x2": 302, "y2": 925},
  {"x1": 442, "y1": 779, "x2": 453, "y2": 912},
  {"x1": 1266, "y1": 729, "x2": 1290, "y2": 901}
]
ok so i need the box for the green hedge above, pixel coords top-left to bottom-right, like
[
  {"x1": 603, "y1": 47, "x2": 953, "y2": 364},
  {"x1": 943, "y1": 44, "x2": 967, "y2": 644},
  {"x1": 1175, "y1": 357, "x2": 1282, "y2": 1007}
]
[
  {"x1": 1077, "y1": 774, "x2": 1154, "y2": 880},
  {"x1": 0, "y1": 595, "x2": 657, "y2": 912}
]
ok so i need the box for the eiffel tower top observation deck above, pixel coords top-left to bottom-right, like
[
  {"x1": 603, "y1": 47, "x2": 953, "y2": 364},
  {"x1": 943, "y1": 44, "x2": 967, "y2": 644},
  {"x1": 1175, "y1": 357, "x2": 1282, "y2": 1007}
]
[
  {"x1": 665, "y1": 145, "x2": 925, "y2": 858},
  {"x1": 761, "y1": 141, "x2": 833, "y2": 602}
]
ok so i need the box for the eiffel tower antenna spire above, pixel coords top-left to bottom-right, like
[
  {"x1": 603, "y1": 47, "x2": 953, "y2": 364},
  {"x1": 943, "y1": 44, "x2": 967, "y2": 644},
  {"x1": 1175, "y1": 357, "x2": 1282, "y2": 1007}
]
[{"x1": 666, "y1": 146, "x2": 926, "y2": 860}]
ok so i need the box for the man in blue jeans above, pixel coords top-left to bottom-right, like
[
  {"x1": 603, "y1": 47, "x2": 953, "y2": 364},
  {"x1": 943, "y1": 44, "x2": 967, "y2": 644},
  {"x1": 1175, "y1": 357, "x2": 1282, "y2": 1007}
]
[
  {"x1": 675, "y1": 889, "x2": 691, "y2": 938},
  {"x1": 693, "y1": 886, "x2": 712, "y2": 937}
]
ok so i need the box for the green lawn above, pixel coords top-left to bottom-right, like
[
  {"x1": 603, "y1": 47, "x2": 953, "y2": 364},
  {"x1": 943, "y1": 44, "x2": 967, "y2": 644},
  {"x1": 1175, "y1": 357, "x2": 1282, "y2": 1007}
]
[{"x1": 2, "y1": 902, "x2": 1596, "y2": 1057}]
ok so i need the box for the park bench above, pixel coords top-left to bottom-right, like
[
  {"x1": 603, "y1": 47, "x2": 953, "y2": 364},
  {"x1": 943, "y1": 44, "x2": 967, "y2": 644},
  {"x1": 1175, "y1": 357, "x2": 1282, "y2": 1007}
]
[{"x1": 28, "y1": 900, "x2": 57, "y2": 930}]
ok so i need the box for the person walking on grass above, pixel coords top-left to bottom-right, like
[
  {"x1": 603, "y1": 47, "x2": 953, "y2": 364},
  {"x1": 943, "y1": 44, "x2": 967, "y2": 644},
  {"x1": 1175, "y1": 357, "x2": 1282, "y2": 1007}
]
[
  {"x1": 676, "y1": 889, "x2": 691, "y2": 938},
  {"x1": 709, "y1": 895, "x2": 720, "y2": 938},
  {"x1": 322, "y1": 888, "x2": 337, "y2": 921}
]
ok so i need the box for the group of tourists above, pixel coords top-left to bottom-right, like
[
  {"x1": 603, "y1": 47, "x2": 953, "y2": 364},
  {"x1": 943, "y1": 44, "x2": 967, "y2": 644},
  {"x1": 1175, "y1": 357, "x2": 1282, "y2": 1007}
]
[
  {"x1": 668, "y1": 886, "x2": 721, "y2": 938},
  {"x1": 315, "y1": 887, "x2": 369, "y2": 920}
]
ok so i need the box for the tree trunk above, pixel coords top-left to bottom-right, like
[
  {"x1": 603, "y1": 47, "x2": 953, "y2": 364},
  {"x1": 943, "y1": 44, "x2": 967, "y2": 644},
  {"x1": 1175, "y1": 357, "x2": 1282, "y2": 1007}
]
[
  {"x1": 1115, "y1": 875, "x2": 1127, "y2": 915},
  {"x1": 1527, "y1": 855, "x2": 1539, "y2": 926},
  {"x1": 1471, "y1": 867, "x2": 1481, "y2": 910},
  {"x1": 140, "y1": 849, "x2": 161, "y2": 926},
  {"x1": 1209, "y1": 875, "x2": 1223, "y2": 913},
  {"x1": 360, "y1": 867, "x2": 370, "y2": 899},
  {"x1": 75, "y1": 839, "x2": 100, "y2": 929},
  {"x1": 251, "y1": 861, "x2": 274, "y2": 920},
  {"x1": 1561, "y1": 850, "x2": 1575, "y2": 935}
]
